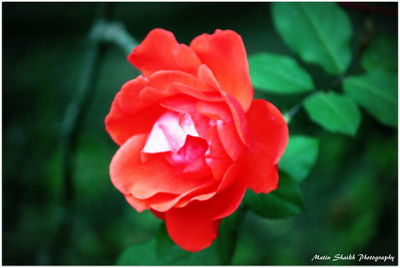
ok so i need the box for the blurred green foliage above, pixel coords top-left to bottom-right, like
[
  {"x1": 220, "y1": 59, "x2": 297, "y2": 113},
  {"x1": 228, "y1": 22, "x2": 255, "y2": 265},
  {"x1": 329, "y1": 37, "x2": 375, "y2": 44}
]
[
  {"x1": 279, "y1": 135, "x2": 319, "y2": 183},
  {"x1": 361, "y1": 36, "x2": 397, "y2": 72},
  {"x1": 271, "y1": 2, "x2": 353, "y2": 74},
  {"x1": 343, "y1": 70, "x2": 398, "y2": 127},
  {"x1": 304, "y1": 91, "x2": 361, "y2": 136},
  {"x1": 245, "y1": 174, "x2": 305, "y2": 219},
  {"x1": 249, "y1": 53, "x2": 315, "y2": 94},
  {"x1": 3, "y1": 2, "x2": 397, "y2": 265}
]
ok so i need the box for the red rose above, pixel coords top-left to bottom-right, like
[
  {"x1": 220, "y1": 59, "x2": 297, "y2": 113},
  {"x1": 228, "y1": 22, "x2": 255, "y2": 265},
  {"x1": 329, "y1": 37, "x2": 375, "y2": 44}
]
[{"x1": 105, "y1": 28, "x2": 288, "y2": 252}]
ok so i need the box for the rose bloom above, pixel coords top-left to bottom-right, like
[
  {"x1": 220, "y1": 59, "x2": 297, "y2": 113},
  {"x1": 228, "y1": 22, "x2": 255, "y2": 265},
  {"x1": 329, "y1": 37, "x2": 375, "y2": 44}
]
[{"x1": 105, "y1": 29, "x2": 288, "y2": 252}]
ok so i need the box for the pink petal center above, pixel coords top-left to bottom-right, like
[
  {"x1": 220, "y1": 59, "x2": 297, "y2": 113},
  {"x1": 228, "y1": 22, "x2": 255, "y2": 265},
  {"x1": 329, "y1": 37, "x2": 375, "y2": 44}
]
[
  {"x1": 169, "y1": 136, "x2": 208, "y2": 168},
  {"x1": 143, "y1": 111, "x2": 200, "y2": 154},
  {"x1": 143, "y1": 111, "x2": 216, "y2": 173}
]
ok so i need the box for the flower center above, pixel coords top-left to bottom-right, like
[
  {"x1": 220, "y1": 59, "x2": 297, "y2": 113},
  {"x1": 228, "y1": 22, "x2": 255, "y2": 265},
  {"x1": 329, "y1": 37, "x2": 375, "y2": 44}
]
[
  {"x1": 168, "y1": 136, "x2": 208, "y2": 169},
  {"x1": 142, "y1": 111, "x2": 208, "y2": 169}
]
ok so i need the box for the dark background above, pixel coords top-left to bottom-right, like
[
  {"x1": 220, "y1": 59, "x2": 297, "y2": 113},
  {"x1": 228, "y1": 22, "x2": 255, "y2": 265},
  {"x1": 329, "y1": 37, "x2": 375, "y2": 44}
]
[{"x1": 3, "y1": 2, "x2": 398, "y2": 265}]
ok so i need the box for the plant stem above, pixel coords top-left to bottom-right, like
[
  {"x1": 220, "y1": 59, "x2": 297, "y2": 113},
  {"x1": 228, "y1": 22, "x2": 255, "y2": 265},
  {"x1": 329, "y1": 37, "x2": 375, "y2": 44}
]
[
  {"x1": 285, "y1": 103, "x2": 303, "y2": 124},
  {"x1": 49, "y1": 3, "x2": 137, "y2": 261},
  {"x1": 49, "y1": 3, "x2": 113, "y2": 264},
  {"x1": 91, "y1": 20, "x2": 138, "y2": 54},
  {"x1": 217, "y1": 205, "x2": 248, "y2": 265},
  {"x1": 49, "y1": 5, "x2": 138, "y2": 262}
]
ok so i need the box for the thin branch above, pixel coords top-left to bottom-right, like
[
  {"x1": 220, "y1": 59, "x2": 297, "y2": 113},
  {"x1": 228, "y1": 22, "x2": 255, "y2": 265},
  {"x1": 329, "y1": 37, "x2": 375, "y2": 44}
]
[
  {"x1": 91, "y1": 20, "x2": 138, "y2": 54},
  {"x1": 49, "y1": 3, "x2": 113, "y2": 264},
  {"x1": 284, "y1": 103, "x2": 303, "y2": 124}
]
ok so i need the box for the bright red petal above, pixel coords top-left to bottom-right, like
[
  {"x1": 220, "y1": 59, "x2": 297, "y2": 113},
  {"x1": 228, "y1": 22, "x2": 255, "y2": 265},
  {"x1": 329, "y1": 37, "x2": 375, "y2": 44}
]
[
  {"x1": 204, "y1": 126, "x2": 232, "y2": 180},
  {"x1": 247, "y1": 164, "x2": 279, "y2": 194},
  {"x1": 222, "y1": 93, "x2": 249, "y2": 146},
  {"x1": 197, "y1": 65, "x2": 249, "y2": 146},
  {"x1": 105, "y1": 71, "x2": 220, "y2": 146},
  {"x1": 196, "y1": 100, "x2": 231, "y2": 121},
  {"x1": 159, "y1": 94, "x2": 198, "y2": 114},
  {"x1": 110, "y1": 135, "x2": 213, "y2": 200},
  {"x1": 125, "y1": 194, "x2": 150, "y2": 212},
  {"x1": 151, "y1": 209, "x2": 165, "y2": 220},
  {"x1": 140, "y1": 70, "x2": 221, "y2": 103},
  {"x1": 164, "y1": 160, "x2": 247, "y2": 252},
  {"x1": 190, "y1": 30, "x2": 253, "y2": 111},
  {"x1": 197, "y1": 64, "x2": 221, "y2": 90},
  {"x1": 217, "y1": 120, "x2": 246, "y2": 161},
  {"x1": 110, "y1": 134, "x2": 147, "y2": 194},
  {"x1": 245, "y1": 99, "x2": 289, "y2": 193},
  {"x1": 147, "y1": 70, "x2": 213, "y2": 93},
  {"x1": 149, "y1": 180, "x2": 216, "y2": 212},
  {"x1": 129, "y1": 29, "x2": 201, "y2": 76},
  {"x1": 105, "y1": 76, "x2": 165, "y2": 145},
  {"x1": 165, "y1": 208, "x2": 221, "y2": 252}
]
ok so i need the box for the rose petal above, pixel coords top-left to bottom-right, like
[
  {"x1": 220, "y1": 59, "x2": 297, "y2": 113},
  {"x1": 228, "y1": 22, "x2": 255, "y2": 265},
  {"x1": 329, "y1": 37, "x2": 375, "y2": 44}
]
[
  {"x1": 141, "y1": 192, "x2": 178, "y2": 211},
  {"x1": 130, "y1": 154, "x2": 210, "y2": 199},
  {"x1": 164, "y1": 159, "x2": 247, "y2": 252},
  {"x1": 245, "y1": 99, "x2": 289, "y2": 193},
  {"x1": 165, "y1": 209, "x2": 220, "y2": 252},
  {"x1": 139, "y1": 71, "x2": 221, "y2": 104},
  {"x1": 105, "y1": 77, "x2": 165, "y2": 145},
  {"x1": 204, "y1": 126, "x2": 232, "y2": 180},
  {"x1": 143, "y1": 111, "x2": 187, "y2": 154},
  {"x1": 115, "y1": 76, "x2": 149, "y2": 114},
  {"x1": 174, "y1": 191, "x2": 217, "y2": 208},
  {"x1": 151, "y1": 209, "x2": 165, "y2": 220},
  {"x1": 223, "y1": 94, "x2": 249, "y2": 146},
  {"x1": 179, "y1": 113, "x2": 200, "y2": 137},
  {"x1": 175, "y1": 153, "x2": 240, "y2": 208},
  {"x1": 149, "y1": 180, "x2": 216, "y2": 212},
  {"x1": 148, "y1": 70, "x2": 214, "y2": 93},
  {"x1": 197, "y1": 64, "x2": 221, "y2": 90},
  {"x1": 110, "y1": 135, "x2": 212, "y2": 200},
  {"x1": 167, "y1": 82, "x2": 222, "y2": 102},
  {"x1": 125, "y1": 194, "x2": 149, "y2": 212},
  {"x1": 168, "y1": 136, "x2": 208, "y2": 168},
  {"x1": 216, "y1": 120, "x2": 246, "y2": 161},
  {"x1": 196, "y1": 64, "x2": 249, "y2": 146},
  {"x1": 190, "y1": 29, "x2": 253, "y2": 111},
  {"x1": 128, "y1": 28, "x2": 201, "y2": 76},
  {"x1": 159, "y1": 94, "x2": 198, "y2": 114},
  {"x1": 249, "y1": 164, "x2": 279, "y2": 194},
  {"x1": 110, "y1": 134, "x2": 147, "y2": 194},
  {"x1": 196, "y1": 100, "x2": 231, "y2": 121}
]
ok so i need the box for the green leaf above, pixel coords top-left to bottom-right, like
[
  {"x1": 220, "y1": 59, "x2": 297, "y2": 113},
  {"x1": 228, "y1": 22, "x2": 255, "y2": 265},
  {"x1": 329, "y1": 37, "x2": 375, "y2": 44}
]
[
  {"x1": 343, "y1": 70, "x2": 397, "y2": 127},
  {"x1": 272, "y1": 2, "x2": 352, "y2": 74},
  {"x1": 156, "y1": 223, "x2": 192, "y2": 264},
  {"x1": 304, "y1": 91, "x2": 361, "y2": 136},
  {"x1": 245, "y1": 174, "x2": 304, "y2": 219},
  {"x1": 249, "y1": 53, "x2": 314, "y2": 94},
  {"x1": 361, "y1": 36, "x2": 397, "y2": 72},
  {"x1": 116, "y1": 239, "x2": 159, "y2": 265},
  {"x1": 216, "y1": 208, "x2": 245, "y2": 265},
  {"x1": 279, "y1": 135, "x2": 319, "y2": 183},
  {"x1": 184, "y1": 245, "x2": 219, "y2": 265},
  {"x1": 116, "y1": 224, "x2": 221, "y2": 265}
]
